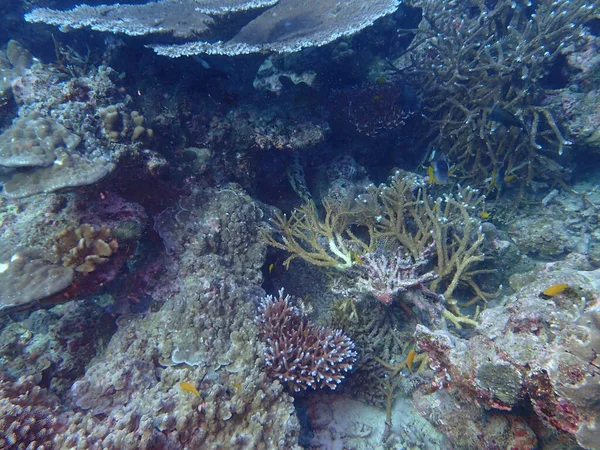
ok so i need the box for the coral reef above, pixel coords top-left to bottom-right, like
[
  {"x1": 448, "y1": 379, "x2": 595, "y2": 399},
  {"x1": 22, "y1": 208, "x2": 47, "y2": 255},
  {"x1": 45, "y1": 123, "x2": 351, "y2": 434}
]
[
  {"x1": 49, "y1": 186, "x2": 300, "y2": 449},
  {"x1": 413, "y1": 259, "x2": 600, "y2": 449},
  {"x1": 0, "y1": 376, "x2": 65, "y2": 449},
  {"x1": 265, "y1": 170, "x2": 489, "y2": 323},
  {"x1": 256, "y1": 289, "x2": 357, "y2": 392},
  {"x1": 0, "y1": 40, "x2": 149, "y2": 199},
  {"x1": 0, "y1": 302, "x2": 108, "y2": 395},
  {"x1": 0, "y1": 189, "x2": 146, "y2": 313},
  {"x1": 395, "y1": 0, "x2": 598, "y2": 194},
  {"x1": 2, "y1": 1, "x2": 600, "y2": 448}
]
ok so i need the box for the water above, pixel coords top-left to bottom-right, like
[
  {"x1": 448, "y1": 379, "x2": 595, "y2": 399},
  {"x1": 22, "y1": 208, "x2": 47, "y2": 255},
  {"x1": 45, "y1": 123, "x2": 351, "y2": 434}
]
[{"x1": 0, "y1": 0, "x2": 599, "y2": 448}]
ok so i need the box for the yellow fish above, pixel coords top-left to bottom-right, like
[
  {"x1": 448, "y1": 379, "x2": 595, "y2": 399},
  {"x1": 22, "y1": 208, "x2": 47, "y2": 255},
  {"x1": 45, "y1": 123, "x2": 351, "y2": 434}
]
[
  {"x1": 480, "y1": 211, "x2": 490, "y2": 219},
  {"x1": 180, "y1": 381, "x2": 199, "y2": 397},
  {"x1": 406, "y1": 349, "x2": 416, "y2": 373},
  {"x1": 540, "y1": 283, "x2": 569, "y2": 298},
  {"x1": 353, "y1": 253, "x2": 364, "y2": 264},
  {"x1": 268, "y1": 263, "x2": 275, "y2": 274}
]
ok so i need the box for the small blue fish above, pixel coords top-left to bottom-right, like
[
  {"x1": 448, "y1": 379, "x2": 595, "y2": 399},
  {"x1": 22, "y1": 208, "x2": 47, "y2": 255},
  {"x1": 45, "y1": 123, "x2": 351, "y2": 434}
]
[{"x1": 428, "y1": 152, "x2": 450, "y2": 184}]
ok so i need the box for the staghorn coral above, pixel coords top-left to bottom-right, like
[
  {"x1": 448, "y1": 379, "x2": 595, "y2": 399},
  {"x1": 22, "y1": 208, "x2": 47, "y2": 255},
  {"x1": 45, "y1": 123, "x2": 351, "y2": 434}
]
[
  {"x1": 265, "y1": 171, "x2": 490, "y2": 324},
  {"x1": 357, "y1": 172, "x2": 489, "y2": 311},
  {"x1": 53, "y1": 223, "x2": 118, "y2": 273},
  {"x1": 263, "y1": 199, "x2": 373, "y2": 270},
  {"x1": 0, "y1": 376, "x2": 65, "y2": 449},
  {"x1": 395, "y1": 0, "x2": 598, "y2": 194},
  {"x1": 26, "y1": 0, "x2": 401, "y2": 57},
  {"x1": 256, "y1": 289, "x2": 357, "y2": 392}
]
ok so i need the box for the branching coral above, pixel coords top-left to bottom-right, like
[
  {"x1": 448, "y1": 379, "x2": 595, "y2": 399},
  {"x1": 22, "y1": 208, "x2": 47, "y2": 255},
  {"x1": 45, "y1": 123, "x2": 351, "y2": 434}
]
[
  {"x1": 256, "y1": 289, "x2": 357, "y2": 392},
  {"x1": 265, "y1": 171, "x2": 490, "y2": 321},
  {"x1": 357, "y1": 172, "x2": 489, "y2": 305},
  {"x1": 262, "y1": 200, "x2": 373, "y2": 269},
  {"x1": 396, "y1": 0, "x2": 599, "y2": 193},
  {"x1": 332, "y1": 244, "x2": 438, "y2": 306}
]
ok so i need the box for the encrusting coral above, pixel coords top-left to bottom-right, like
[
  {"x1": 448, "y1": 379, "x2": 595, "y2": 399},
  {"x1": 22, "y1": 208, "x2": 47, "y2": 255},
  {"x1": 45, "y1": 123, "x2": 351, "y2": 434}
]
[{"x1": 256, "y1": 289, "x2": 357, "y2": 392}]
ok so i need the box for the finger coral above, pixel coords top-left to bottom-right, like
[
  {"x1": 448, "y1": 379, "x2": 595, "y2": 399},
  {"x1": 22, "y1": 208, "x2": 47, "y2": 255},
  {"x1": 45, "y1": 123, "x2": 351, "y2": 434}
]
[
  {"x1": 256, "y1": 289, "x2": 357, "y2": 392},
  {"x1": 53, "y1": 223, "x2": 119, "y2": 273}
]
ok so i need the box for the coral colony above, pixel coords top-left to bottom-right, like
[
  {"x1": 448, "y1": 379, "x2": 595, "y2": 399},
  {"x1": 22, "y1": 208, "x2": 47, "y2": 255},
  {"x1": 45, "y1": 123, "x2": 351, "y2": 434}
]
[{"x1": 0, "y1": 0, "x2": 599, "y2": 448}]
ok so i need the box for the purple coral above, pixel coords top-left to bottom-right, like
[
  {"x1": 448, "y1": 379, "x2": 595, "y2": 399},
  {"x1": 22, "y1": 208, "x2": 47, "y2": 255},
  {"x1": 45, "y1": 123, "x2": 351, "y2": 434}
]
[{"x1": 256, "y1": 290, "x2": 357, "y2": 392}]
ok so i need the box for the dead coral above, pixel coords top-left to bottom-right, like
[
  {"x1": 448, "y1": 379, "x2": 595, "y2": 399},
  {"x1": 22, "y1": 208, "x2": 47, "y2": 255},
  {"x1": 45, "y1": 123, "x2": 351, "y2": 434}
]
[{"x1": 53, "y1": 223, "x2": 118, "y2": 273}]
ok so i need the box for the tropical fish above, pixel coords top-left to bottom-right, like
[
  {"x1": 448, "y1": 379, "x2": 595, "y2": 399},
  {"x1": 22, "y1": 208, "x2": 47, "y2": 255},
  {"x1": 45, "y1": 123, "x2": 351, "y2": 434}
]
[
  {"x1": 540, "y1": 283, "x2": 569, "y2": 299},
  {"x1": 406, "y1": 349, "x2": 416, "y2": 373},
  {"x1": 180, "y1": 381, "x2": 199, "y2": 397},
  {"x1": 428, "y1": 151, "x2": 450, "y2": 184},
  {"x1": 489, "y1": 106, "x2": 524, "y2": 130},
  {"x1": 490, "y1": 162, "x2": 507, "y2": 189},
  {"x1": 353, "y1": 252, "x2": 364, "y2": 264},
  {"x1": 268, "y1": 263, "x2": 275, "y2": 274},
  {"x1": 480, "y1": 211, "x2": 490, "y2": 219}
]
